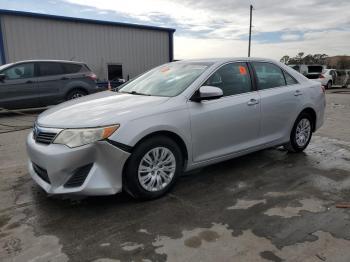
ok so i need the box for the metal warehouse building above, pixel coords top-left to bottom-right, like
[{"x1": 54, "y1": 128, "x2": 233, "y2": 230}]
[{"x1": 0, "y1": 9, "x2": 175, "y2": 80}]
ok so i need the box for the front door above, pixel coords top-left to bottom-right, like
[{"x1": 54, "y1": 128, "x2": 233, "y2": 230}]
[
  {"x1": 189, "y1": 62, "x2": 261, "y2": 163},
  {"x1": 0, "y1": 62, "x2": 38, "y2": 109}
]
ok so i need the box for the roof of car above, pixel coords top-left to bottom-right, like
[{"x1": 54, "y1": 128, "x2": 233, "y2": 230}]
[
  {"x1": 174, "y1": 57, "x2": 280, "y2": 64},
  {"x1": 10, "y1": 59, "x2": 85, "y2": 65}
]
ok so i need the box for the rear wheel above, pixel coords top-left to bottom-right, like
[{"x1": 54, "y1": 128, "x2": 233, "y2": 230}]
[
  {"x1": 284, "y1": 113, "x2": 313, "y2": 153},
  {"x1": 66, "y1": 89, "x2": 87, "y2": 100},
  {"x1": 326, "y1": 81, "x2": 332, "y2": 89},
  {"x1": 124, "y1": 136, "x2": 183, "y2": 200}
]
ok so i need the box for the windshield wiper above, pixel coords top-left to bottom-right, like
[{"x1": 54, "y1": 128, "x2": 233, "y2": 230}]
[{"x1": 126, "y1": 91, "x2": 151, "y2": 96}]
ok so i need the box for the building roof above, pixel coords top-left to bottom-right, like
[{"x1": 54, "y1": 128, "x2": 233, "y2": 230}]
[{"x1": 0, "y1": 9, "x2": 176, "y2": 33}]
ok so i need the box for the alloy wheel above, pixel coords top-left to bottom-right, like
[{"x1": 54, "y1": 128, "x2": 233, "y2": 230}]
[
  {"x1": 295, "y1": 118, "x2": 311, "y2": 147},
  {"x1": 138, "y1": 147, "x2": 176, "y2": 192}
]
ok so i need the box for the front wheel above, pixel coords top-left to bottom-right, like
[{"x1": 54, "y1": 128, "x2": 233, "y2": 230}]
[
  {"x1": 66, "y1": 89, "x2": 87, "y2": 100},
  {"x1": 284, "y1": 113, "x2": 313, "y2": 153},
  {"x1": 124, "y1": 136, "x2": 183, "y2": 200}
]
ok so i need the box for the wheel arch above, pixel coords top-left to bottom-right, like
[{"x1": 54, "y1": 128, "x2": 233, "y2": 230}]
[
  {"x1": 298, "y1": 107, "x2": 317, "y2": 132},
  {"x1": 65, "y1": 87, "x2": 88, "y2": 99},
  {"x1": 121, "y1": 130, "x2": 189, "y2": 193},
  {"x1": 132, "y1": 130, "x2": 189, "y2": 164}
]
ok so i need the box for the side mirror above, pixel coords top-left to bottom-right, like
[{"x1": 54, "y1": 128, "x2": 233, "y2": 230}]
[
  {"x1": 191, "y1": 86, "x2": 223, "y2": 102},
  {"x1": 0, "y1": 74, "x2": 6, "y2": 82}
]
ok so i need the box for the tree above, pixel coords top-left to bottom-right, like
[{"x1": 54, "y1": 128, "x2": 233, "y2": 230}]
[
  {"x1": 297, "y1": 52, "x2": 304, "y2": 63},
  {"x1": 280, "y1": 55, "x2": 290, "y2": 64},
  {"x1": 303, "y1": 54, "x2": 314, "y2": 64},
  {"x1": 280, "y1": 52, "x2": 329, "y2": 65}
]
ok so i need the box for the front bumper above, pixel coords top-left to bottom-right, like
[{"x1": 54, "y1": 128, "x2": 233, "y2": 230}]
[{"x1": 26, "y1": 132, "x2": 130, "y2": 195}]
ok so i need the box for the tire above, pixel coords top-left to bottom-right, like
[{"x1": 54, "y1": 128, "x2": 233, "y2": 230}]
[
  {"x1": 326, "y1": 81, "x2": 332, "y2": 89},
  {"x1": 124, "y1": 136, "x2": 183, "y2": 200},
  {"x1": 284, "y1": 113, "x2": 313, "y2": 153},
  {"x1": 66, "y1": 89, "x2": 87, "y2": 100}
]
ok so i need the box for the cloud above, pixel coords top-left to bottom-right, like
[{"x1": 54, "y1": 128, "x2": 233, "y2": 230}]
[
  {"x1": 62, "y1": 0, "x2": 350, "y2": 59},
  {"x1": 5, "y1": 0, "x2": 347, "y2": 60},
  {"x1": 175, "y1": 30, "x2": 350, "y2": 60},
  {"x1": 281, "y1": 33, "x2": 301, "y2": 41}
]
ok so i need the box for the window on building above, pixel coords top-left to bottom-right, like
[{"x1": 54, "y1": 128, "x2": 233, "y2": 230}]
[{"x1": 108, "y1": 64, "x2": 123, "y2": 80}]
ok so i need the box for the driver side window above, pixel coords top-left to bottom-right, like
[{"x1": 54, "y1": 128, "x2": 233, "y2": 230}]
[
  {"x1": 204, "y1": 62, "x2": 252, "y2": 97},
  {"x1": 3, "y1": 63, "x2": 35, "y2": 80}
]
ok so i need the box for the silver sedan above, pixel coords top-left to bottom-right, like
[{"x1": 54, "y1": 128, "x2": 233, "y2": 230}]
[{"x1": 26, "y1": 58, "x2": 325, "y2": 199}]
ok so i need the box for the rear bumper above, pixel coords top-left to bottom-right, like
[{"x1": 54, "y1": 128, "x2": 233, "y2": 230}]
[
  {"x1": 313, "y1": 78, "x2": 328, "y2": 86},
  {"x1": 26, "y1": 132, "x2": 130, "y2": 195}
]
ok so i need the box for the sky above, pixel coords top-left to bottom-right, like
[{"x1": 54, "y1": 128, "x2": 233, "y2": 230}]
[{"x1": 0, "y1": 0, "x2": 349, "y2": 60}]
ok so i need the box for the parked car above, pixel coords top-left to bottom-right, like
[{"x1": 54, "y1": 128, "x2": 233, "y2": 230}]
[
  {"x1": 305, "y1": 69, "x2": 337, "y2": 89},
  {"x1": 289, "y1": 64, "x2": 326, "y2": 76},
  {"x1": 333, "y1": 69, "x2": 350, "y2": 88},
  {"x1": 288, "y1": 64, "x2": 334, "y2": 87},
  {"x1": 26, "y1": 58, "x2": 325, "y2": 199},
  {"x1": 0, "y1": 60, "x2": 101, "y2": 110},
  {"x1": 96, "y1": 77, "x2": 126, "y2": 91}
]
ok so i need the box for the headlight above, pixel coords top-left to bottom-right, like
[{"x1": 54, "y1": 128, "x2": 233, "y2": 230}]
[{"x1": 53, "y1": 125, "x2": 119, "y2": 148}]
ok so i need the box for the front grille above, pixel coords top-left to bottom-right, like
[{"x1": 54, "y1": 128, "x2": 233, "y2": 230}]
[
  {"x1": 32, "y1": 163, "x2": 51, "y2": 184},
  {"x1": 34, "y1": 131, "x2": 57, "y2": 144},
  {"x1": 64, "y1": 164, "x2": 93, "y2": 188}
]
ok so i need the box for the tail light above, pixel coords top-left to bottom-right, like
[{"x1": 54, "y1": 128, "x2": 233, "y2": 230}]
[
  {"x1": 87, "y1": 72, "x2": 97, "y2": 81},
  {"x1": 319, "y1": 74, "x2": 325, "y2": 79}
]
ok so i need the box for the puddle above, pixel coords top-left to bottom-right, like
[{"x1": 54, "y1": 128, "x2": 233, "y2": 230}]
[
  {"x1": 264, "y1": 198, "x2": 327, "y2": 218},
  {"x1": 227, "y1": 199, "x2": 266, "y2": 210}
]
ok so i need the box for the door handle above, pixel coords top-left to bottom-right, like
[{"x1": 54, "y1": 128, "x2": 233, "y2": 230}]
[
  {"x1": 26, "y1": 80, "x2": 34, "y2": 84},
  {"x1": 247, "y1": 98, "x2": 259, "y2": 106},
  {"x1": 61, "y1": 77, "x2": 69, "y2": 80},
  {"x1": 294, "y1": 90, "x2": 302, "y2": 96}
]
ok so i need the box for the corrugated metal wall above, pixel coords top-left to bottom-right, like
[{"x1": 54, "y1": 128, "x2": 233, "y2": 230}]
[{"x1": 0, "y1": 14, "x2": 170, "y2": 79}]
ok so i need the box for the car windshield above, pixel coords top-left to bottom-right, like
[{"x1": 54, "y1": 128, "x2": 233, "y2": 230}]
[{"x1": 119, "y1": 62, "x2": 210, "y2": 97}]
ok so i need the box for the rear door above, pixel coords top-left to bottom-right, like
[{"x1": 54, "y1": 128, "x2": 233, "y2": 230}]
[
  {"x1": 250, "y1": 62, "x2": 302, "y2": 144},
  {"x1": 0, "y1": 62, "x2": 38, "y2": 109},
  {"x1": 189, "y1": 62, "x2": 261, "y2": 162},
  {"x1": 35, "y1": 62, "x2": 67, "y2": 106}
]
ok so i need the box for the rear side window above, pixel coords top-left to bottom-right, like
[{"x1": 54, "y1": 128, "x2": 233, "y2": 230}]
[
  {"x1": 62, "y1": 63, "x2": 82, "y2": 74},
  {"x1": 3, "y1": 63, "x2": 34, "y2": 79},
  {"x1": 37, "y1": 62, "x2": 64, "y2": 76},
  {"x1": 204, "y1": 62, "x2": 252, "y2": 97},
  {"x1": 252, "y1": 62, "x2": 286, "y2": 90},
  {"x1": 283, "y1": 71, "x2": 298, "y2": 85}
]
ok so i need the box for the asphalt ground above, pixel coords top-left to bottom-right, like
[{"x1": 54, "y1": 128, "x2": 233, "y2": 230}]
[{"x1": 0, "y1": 89, "x2": 350, "y2": 262}]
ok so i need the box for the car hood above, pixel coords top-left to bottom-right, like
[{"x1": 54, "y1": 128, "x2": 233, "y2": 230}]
[{"x1": 37, "y1": 91, "x2": 170, "y2": 128}]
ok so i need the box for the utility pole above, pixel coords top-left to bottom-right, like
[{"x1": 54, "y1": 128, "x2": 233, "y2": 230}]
[{"x1": 248, "y1": 4, "x2": 253, "y2": 57}]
